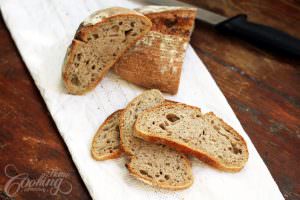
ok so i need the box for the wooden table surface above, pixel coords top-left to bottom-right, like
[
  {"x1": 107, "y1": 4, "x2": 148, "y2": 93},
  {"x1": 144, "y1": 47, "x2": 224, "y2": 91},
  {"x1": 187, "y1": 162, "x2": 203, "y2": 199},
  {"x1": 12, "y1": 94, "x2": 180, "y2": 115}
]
[{"x1": 0, "y1": 1, "x2": 299, "y2": 199}]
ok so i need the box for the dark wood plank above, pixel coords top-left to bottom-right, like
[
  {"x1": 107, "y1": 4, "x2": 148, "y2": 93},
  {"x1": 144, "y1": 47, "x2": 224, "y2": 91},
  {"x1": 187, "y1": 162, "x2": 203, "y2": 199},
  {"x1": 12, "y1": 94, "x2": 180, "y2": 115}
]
[{"x1": 0, "y1": 16, "x2": 91, "y2": 200}]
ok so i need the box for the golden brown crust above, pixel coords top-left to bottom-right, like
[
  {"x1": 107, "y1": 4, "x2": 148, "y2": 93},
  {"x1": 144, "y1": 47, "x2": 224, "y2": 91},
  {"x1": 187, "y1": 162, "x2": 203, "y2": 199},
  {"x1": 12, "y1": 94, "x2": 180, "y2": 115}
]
[
  {"x1": 126, "y1": 155, "x2": 193, "y2": 190},
  {"x1": 62, "y1": 8, "x2": 152, "y2": 95},
  {"x1": 113, "y1": 8, "x2": 197, "y2": 95},
  {"x1": 134, "y1": 104, "x2": 248, "y2": 172},
  {"x1": 145, "y1": 9, "x2": 197, "y2": 37},
  {"x1": 91, "y1": 109, "x2": 123, "y2": 161},
  {"x1": 114, "y1": 32, "x2": 188, "y2": 94}
]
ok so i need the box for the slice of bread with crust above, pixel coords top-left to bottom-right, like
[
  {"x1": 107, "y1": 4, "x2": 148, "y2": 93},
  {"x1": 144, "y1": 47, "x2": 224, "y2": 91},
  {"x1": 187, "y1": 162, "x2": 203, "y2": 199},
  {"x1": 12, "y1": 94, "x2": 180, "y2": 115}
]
[
  {"x1": 113, "y1": 6, "x2": 197, "y2": 94},
  {"x1": 120, "y1": 89, "x2": 165, "y2": 155},
  {"x1": 62, "y1": 7, "x2": 152, "y2": 95},
  {"x1": 91, "y1": 110, "x2": 122, "y2": 160},
  {"x1": 134, "y1": 102, "x2": 249, "y2": 172},
  {"x1": 120, "y1": 89, "x2": 193, "y2": 189},
  {"x1": 126, "y1": 144, "x2": 193, "y2": 190}
]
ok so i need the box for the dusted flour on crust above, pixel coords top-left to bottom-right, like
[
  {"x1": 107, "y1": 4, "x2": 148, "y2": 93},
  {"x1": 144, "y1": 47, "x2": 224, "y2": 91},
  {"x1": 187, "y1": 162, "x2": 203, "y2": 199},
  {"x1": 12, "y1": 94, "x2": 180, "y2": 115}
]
[{"x1": 113, "y1": 6, "x2": 196, "y2": 94}]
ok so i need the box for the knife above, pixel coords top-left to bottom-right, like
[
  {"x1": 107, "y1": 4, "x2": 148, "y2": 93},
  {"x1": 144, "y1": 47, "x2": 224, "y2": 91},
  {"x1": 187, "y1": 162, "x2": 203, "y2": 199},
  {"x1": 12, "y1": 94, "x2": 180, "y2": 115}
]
[{"x1": 145, "y1": 0, "x2": 300, "y2": 57}]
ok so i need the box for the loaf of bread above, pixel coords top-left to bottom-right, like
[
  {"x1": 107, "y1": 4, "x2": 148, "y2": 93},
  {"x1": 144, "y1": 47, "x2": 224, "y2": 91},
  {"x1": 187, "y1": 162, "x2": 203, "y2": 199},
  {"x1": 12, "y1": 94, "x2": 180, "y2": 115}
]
[
  {"x1": 134, "y1": 102, "x2": 249, "y2": 172},
  {"x1": 91, "y1": 110, "x2": 122, "y2": 160},
  {"x1": 62, "y1": 7, "x2": 152, "y2": 94},
  {"x1": 113, "y1": 6, "x2": 197, "y2": 94},
  {"x1": 120, "y1": 89, "x2": 193, "y2": 189}
]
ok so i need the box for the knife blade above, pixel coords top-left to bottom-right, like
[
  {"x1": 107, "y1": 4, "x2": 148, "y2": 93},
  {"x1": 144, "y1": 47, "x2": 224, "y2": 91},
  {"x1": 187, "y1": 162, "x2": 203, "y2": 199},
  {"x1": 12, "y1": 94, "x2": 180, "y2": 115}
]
[{"x1": 145, "y1": 0, "x2": 300, "y2": 57}]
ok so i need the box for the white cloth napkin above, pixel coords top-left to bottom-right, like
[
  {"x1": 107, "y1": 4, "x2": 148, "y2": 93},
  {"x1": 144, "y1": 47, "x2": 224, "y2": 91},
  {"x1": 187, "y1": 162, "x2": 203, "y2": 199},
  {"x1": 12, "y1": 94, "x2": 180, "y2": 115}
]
[{"x1": 0, "y1": 0, "x2": 284, "y2": 199}]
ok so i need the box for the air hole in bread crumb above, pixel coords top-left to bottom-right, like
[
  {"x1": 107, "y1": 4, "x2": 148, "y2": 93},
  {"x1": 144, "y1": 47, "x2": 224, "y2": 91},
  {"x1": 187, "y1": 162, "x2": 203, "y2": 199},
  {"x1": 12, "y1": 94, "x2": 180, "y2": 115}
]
[
  {"x1": 112, "y1": 25, "x2": 119, "y2": 32},
  {"x1": 125, "y1": 29, "x2": 133, "y2": 36},
  {"x1": 76, "y1": 53, "x2": 82, "y2": 61},
  {"x1": 196, "y1": 114, "x2": 201, "y2": 118},
  {"x1": 91, "y1": 65, "x2": 96, "y2": 70},
  {"x1": 93, "y1": 34, "x2": 99, "y2": 39},
  {"x1": 119, "y1": 21, "x2": 123, "y2": 25},
  {"x1": 164, "y1": 19, "x2": 178, "y2": 28},
  {"x1": 166, "y1": 114, "x2": 180, "y2": 122},
  {"x1": 159, "y1": 123, "x2": 166, "y2": 130},
  {"x1": 71, "y1": 75, "x2": 80, "y2": 86},
  {"x1": 231, "y1": 143, "x2": 242, "y2": 154},
  {"x1": 139, "y1": 170, "x2": 152, "y2": 178},
  {"x1": 130, "y1": 22, "x2": 135, "y2": 27},
  {"x1": 164, "y1": 175, "x2": 170, "y2": 180}
]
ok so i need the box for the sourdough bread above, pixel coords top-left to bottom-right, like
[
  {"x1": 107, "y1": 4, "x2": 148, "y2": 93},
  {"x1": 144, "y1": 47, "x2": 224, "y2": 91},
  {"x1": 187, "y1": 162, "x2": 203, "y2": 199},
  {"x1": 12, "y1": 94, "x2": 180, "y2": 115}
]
[
  {"x1": 62, "y1": 7, "x2": 152, "y2": 94},
  {"x1": 134, "y1": 103, "x2": 249, "y2": 172},
  {"x1": 91, "y1": 110, "x2": 122, "y2": 160},
  {"x1": 120, "y1": 90, "x2": 193, "y2": 189},
  {"x1": 113, "y1": 6, "x2": 197, "y2": 94},
  {"x1": 126, "y1": 144, "x2": 193, "y2": 190}
]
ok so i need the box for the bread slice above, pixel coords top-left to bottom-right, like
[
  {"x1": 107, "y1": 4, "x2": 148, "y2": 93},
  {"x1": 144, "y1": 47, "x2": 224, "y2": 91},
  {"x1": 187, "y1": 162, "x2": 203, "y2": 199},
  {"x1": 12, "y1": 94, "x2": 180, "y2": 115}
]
[
  {"x1": 134, "y1": 103, "x2": 249, "y2": 172},
  {"x1": 91, "y1": 110, "x2": 122, "y2": 160},
  {"x1": 126, "y1": 144, "x2": 193, "y2": 190},
  {"x1": 113, "y1": 6, "x2": 197, "y2": 94},
  {"x1": 62, "y1": 7, "x2": 152, "y2": 95},
  {"x1": 120, "y1": 89, "x2": 165, "y2": 155},
  {"x1": 120, "y1": 89, "x2": 193, "y2": 189}
]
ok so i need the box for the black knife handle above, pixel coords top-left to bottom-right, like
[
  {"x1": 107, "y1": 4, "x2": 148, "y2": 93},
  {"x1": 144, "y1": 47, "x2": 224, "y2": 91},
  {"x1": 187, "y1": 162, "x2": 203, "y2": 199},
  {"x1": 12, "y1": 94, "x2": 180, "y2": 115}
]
[{"x1": 216, "y1": 15, "x2": 300, "y2": 57}]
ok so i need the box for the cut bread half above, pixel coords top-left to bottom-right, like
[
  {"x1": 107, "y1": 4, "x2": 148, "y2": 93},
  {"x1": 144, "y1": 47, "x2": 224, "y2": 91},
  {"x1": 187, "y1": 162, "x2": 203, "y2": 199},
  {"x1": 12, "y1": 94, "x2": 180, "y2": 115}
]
[
  {"x1": 113, "y1": 6, "x2": 197, "y2": 94},
  {"x1": 120, "y1": 89, "x2": 193, "y2": 189},
  {"x1": 62, "y1": 7, "x2": 152, "y2": 94},
  {"x1": 134, "y1": 102, "x2": 249, "y2": 172},
  {"x1": 91, "y1": 110, "x2": 122, "y2": 160}
]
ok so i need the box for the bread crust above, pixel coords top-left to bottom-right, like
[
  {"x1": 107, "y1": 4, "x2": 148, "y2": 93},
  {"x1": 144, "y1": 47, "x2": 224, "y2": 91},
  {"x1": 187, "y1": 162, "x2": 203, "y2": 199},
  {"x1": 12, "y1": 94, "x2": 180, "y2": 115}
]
[
  {"x1": 62, "y1": 7, "x2": 152, "y2": 95},
  {"x1": 134, "y1": 103, "x2": 249, "y2": 172},
  {"x1": 113, "y1": 7, "x2": 196, "y2": 94},
  {"x1": 91, "y1": 109, "x2": 123, "y2": 161},
  {"x1": 126, "y1": 155, "x2": 193, "y2": 190}
]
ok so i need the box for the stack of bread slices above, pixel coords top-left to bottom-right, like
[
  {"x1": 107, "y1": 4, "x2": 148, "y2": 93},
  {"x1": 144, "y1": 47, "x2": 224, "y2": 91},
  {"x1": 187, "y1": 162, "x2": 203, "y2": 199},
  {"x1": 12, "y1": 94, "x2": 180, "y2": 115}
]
[{"x1": 91, "y1": 89, "x2": 249, "y2": 190}]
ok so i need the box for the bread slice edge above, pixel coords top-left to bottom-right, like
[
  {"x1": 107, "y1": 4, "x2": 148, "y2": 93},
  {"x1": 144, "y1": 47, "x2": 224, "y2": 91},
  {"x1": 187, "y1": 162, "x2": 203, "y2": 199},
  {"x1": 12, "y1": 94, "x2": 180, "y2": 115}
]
[{"x1": 91, "y1": 109, "x2": 123, "y2": 161}]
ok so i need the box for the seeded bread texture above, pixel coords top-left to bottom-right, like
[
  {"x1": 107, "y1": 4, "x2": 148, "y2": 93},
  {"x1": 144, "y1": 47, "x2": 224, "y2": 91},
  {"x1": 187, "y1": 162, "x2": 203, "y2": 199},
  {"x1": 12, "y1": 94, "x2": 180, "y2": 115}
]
[
  {"x1": 113, "y1": 6, "x2": 197, "y2": 94},
  {"x1": 120, "y1": 90, "x2": 193, "y2": 189},
  {"x1": 91, "y1": 110, "x2": 122, "y2": 161},
  {"x1": 62, "y1": 7, "x2": 152, "y2": 95},
  {"x1": 134, "y1": 103, "x2": 249, "y2": 172}
]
